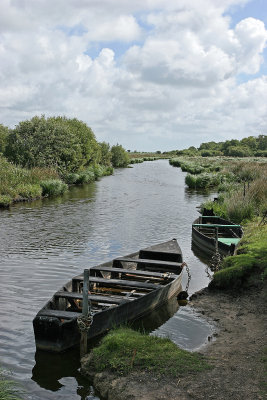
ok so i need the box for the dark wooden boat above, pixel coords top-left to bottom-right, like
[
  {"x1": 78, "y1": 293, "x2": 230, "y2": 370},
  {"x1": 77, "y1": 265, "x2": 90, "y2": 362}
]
[
  {"x1": 192, "y1": 215, "x2": 243, "y2": 257},
  {"x1": 33, "y1": 239, "x2": 184, "y2": 352}
]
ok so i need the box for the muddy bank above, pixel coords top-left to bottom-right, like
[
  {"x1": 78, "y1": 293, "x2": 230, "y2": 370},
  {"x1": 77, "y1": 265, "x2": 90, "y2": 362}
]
[{"x1": 81, "y1": 282, "x2": 266, "y2": 400}]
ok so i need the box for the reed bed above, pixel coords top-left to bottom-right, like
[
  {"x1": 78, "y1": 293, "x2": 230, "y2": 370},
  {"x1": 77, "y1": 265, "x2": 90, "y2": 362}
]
[{"x1": 0, "y1": 155, "x2": 114, "y2": 207}]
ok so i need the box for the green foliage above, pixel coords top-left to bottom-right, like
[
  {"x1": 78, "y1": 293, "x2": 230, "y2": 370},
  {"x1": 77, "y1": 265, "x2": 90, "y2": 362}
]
[
  {"x1": 226, "y1": 146, "x2": 253, "y2": 157},
  {"x1": 196, "y1": 135, "x2": 267, "y2": 157},
  {"x1": 130, "y1": 158, "x2": 144, "y2": 164},
  {"x1": 86, "y1": 327, "x2": 210, "y2": 376},
  {"x1": 0, "y1": 124, "x2": 9, "y2": 154},
  {"x1": 5, "y1": 115, "x2": 99, "y2": 173},
  {"x1": 99, "y1": 142, "x2": 112, "y2": 166},
  {"x1": 0, "y1": 155, "x2": 61, "y2": 206},
  {"x1": 64, "y1": 165, "x2": 113, "y2": 185},
  {"x1": 40, "y1": 180, "x2": 68, "y2": 196},
  {"x1": 111, "y1": 144, "x2": 130, "y2": 168},
  {"x1": 210, "y1": 222, "x2": 267, "y2": 289},
  {"x1": 0, "y1": 369, "x2": 22, "y2": 400},
  {"x1": 185, "y1": 173, "x2": 221, "y2": 189}
]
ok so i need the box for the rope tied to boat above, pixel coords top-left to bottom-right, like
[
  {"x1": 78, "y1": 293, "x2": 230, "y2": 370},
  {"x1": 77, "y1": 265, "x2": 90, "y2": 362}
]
[
  {"x1": 210, "y1": 250, "x2": 223, "y2": 272},
  {"x1": 77, "y1": 313, "x2": 93, "y2": 333}
]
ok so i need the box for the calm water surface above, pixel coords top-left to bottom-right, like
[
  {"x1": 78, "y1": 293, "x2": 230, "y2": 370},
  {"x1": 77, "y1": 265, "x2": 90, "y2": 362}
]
[{"x1": 0, "y1": 160, "x2": 213, "y2": 400}]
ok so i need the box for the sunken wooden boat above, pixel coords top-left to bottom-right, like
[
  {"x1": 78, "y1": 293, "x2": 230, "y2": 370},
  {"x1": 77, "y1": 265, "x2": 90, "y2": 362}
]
[
  {"x1": 33, "y1": 239, "x2": 184, "y2": 353},
  {"x1": 192, "y1": 215, "x2": 243, "y2": 257}
]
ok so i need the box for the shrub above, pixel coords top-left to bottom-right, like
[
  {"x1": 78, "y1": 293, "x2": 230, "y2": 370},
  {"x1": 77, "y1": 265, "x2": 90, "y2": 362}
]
[
  {"x1": 15, "y1": 184, "x2": 42, "y2": 200},
  {"x1": 111, "y1": 145, "x2": 130, "y2": 167},
  {"x1": 40, "y1": 180, "x2": 68, "y2": 196},
  {"x1": 5, "y1": 116, "x2": 99, "y2": 173},
  {"x1": 0, "y1": 195, "x2": 12, "y2": 208}
]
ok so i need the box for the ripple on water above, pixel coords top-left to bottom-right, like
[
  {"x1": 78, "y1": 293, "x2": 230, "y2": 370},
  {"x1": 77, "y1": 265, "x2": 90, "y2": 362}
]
[{"x1": 0, "y1": 160, "x2": 214, "y2": 400}]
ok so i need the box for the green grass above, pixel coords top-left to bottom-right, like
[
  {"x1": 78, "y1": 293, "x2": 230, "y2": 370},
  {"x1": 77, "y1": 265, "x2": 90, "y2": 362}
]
[
  {"x1": 0, "y1": 155, "x2": 114, "y2": 206},
  {"x1": 210, "y1": 221, "x2": 267, "y2": 289},
  {"x1": 0, "y1": 370, "x2": 22, "y2": 400},
  {"x1": 40, "y1": 179, "x2": 68, "y2": 196},
  {"x1": 64, "y1": 165, "x2": 113, "y2": 185},
  {"x1": 85, "y1": 327, "x2": 210, "y2": 377},
  {"x1": 0, "y1": 155, "x2": 59, "y2": 207}
]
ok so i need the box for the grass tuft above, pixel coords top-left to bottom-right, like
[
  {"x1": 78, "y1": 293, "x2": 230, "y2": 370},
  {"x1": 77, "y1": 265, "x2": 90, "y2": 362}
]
[
  {"x1": 40, "y1": 180, "x2": 68, "y2": 196},
  {"x1": 85, "y1": 327, "x2": 210, "y2": 376},
  {"x1": 0, "y1": 370, "x2": 22, "y2": 400}
]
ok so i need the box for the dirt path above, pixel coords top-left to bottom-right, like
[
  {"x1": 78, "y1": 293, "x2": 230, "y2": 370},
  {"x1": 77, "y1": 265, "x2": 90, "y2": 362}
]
[{"x1": 81, "y1": 284, "x2": 266, "y2": 400}]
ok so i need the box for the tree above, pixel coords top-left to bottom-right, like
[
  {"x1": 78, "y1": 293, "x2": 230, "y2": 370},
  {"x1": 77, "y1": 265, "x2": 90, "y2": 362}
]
[
  {"x1": 5, "y1": 116, "x2": 99, "y2": 173},
  {"x1": 99, "y1": 142, "x2": 112, "y2": 166},
  {"x1": 111, "y1": 144, "x2": 130, "y2": 167},
  {"x1": 0, "y1": 124, "x2": 9, "y2": 154}
]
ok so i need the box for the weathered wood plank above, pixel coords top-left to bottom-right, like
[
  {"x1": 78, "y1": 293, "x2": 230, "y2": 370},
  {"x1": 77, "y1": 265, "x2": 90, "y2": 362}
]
[
  {"x1": 114, "y1": 257, "x2": 182, "y2": 268},
  {"x1": 37, "y1": 309, "x2": 81, "y2": 319},
  {"x1": 90, "y1": 265, "x2": 177, "y2": 279},
  {"x1": 73, "y1": 276, "x2": 159, "y2": 290},
  {"x1": 55, "y1": 291, "x2": 130, "y2": 304}
]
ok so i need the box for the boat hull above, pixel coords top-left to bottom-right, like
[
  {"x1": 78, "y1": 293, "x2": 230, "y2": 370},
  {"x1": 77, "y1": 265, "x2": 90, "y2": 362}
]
[
  {"x1": 33, "y1": 239, "x2": 183, "y2": 352},
  {"x1": 192, "y1": 216, "x2": 243, "y2": 258}
]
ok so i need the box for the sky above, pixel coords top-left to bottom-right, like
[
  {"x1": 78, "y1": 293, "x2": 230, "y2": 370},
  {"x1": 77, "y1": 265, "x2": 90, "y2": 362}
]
[{"x1": 0, "y1": 0, "x2": 267, "y2": 151}]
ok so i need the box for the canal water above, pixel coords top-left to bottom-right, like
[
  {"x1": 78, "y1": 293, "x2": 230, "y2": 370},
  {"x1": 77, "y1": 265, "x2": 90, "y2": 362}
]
[{"x1": 0, "y1": 160, "x2": 214, "y2": 400}]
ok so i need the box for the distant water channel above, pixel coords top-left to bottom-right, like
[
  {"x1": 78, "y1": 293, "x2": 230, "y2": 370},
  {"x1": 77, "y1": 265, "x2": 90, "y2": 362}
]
[{"x1": 0, "y1": 160, "x2": 214, "y2": 400}]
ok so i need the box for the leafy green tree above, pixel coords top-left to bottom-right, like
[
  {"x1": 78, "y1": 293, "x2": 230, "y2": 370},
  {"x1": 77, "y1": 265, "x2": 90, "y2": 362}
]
[
  {"x1": 226, "y1": 146, "x2": 252, "y2": 157},
  {"x1": 99, "y1": 142, "x2": 112, "y2": 166},
  {"x1": 257, "y1": 135, "x2": 267, "y2": 150},
  {"x1": 5, "y1": 116, "x2": 99, "y2": 173},
  {"x1": 0, "y1": 124, "x2": 9, "y2": 153},
  {"x1": 111, "y1": 144, "x2": 130, "y2": 167}
]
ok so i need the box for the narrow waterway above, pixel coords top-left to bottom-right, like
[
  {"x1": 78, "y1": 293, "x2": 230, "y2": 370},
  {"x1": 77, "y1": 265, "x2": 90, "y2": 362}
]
[{"x1": 0, "y1": 160, "x2": 213, "y2": 400}]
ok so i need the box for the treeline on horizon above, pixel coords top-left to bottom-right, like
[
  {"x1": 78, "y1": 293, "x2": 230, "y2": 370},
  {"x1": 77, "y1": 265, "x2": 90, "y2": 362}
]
[{"x1": 164, "y1": 135, "x2": 267, "y2": 158}]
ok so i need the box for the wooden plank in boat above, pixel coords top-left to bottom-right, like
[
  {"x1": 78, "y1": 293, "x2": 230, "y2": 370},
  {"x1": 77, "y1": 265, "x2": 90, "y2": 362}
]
[
  {"x1": 73, "y1": 276, "x2": 159, "y2": 290},
  {"x1": 55, "y1": 291, "x2": 131, "y2": 304},
  {"x1": 37, "y1": 309, "x2": 81, "y2": 319},
  {"x1": 114, "y1": 257, "x2": 182, "y2": 268},
  {"x1": 90, "y1": 266, "x2": 177, "y2": 279}
]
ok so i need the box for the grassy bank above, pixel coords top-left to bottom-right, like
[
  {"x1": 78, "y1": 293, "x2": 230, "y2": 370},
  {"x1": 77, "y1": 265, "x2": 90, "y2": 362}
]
[
  {"x1": 210, "y1": 220, "x2": 267, "y2": 289},
  {"x1": 83, "y1": 327, "x2": 210, "y2": 377},
  {"x1": 170, "y1": 156, "x2": 267, "y2": 191},
  {"x1": 0, "y1": 155, "x2": 113, "y2": 208}
]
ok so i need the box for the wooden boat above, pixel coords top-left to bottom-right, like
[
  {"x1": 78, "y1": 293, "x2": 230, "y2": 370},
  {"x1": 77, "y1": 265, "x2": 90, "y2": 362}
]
[
  {"x1": 192, "y1": 215, "x2": 243, "y2": 257},
  {"x1": 33, "y1": 239, "x2": 184, "y2": 353}
]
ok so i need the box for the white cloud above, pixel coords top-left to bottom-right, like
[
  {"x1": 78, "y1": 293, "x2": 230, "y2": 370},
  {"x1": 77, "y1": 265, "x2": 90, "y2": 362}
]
[{"x1": 0, "y1": 0, "x2": 266, "y2": 150}]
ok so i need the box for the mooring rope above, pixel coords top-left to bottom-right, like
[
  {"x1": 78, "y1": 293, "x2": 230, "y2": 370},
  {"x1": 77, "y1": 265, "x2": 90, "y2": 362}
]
[{"x1": 77, "y1": 313, "x2": 93, "y2": 333}]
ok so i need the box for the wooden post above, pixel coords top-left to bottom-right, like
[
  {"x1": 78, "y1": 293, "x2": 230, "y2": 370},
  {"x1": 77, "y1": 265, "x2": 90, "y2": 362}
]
[
  {"x1": 80, "y1": 269, "x2": 90, "y2": 358},
  {"x1": 215, "y1": 227, "x2": 219, "y2": 252}
]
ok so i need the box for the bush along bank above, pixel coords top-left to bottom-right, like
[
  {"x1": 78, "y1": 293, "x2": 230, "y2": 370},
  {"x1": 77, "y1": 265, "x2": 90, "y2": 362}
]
[
  {"x1": 0, "y1": 116, "x2": 133, "y2": 208},
  {"x1": 0, "y1": 156, "x2": 113, "y2": 208}
]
